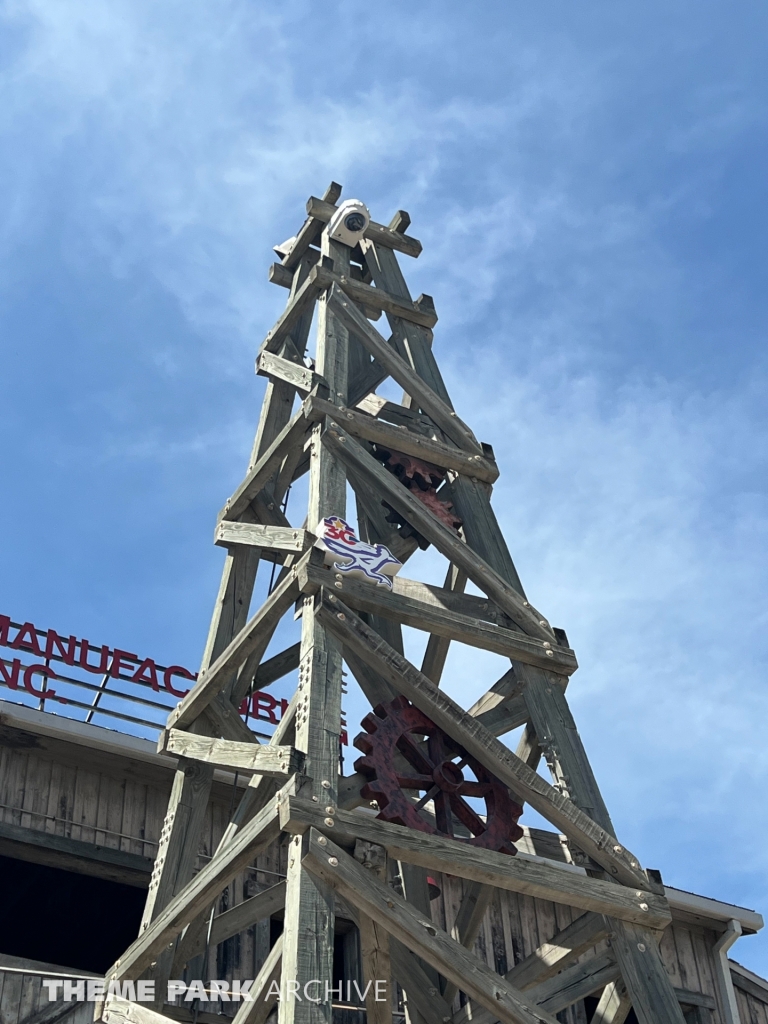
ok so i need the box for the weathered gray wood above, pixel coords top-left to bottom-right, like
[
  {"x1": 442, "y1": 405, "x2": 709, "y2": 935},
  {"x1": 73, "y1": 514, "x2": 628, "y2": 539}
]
[
  {"x1": 359, "y1": 241, "x2": 449, "y2": 414},
  {"x1": 141, "y1": 758, "x2": 213, "y2": 928},
  {"x1": 305, "y1": 395, "x2": 498, "y2": 482},
  {"x1": 215, "y1": 523, "x2": 312, "y2": 553},
  {"x1": 109, "y1": 795, "x2": 282, "y2": 980},
  {"x1": 280, "y1": 798, "x2": 669, "y2": 928},
  {"x1": 521, "y1": 670, "x2": 614, "y2": 836},
  {"x1": 306, "y1": 196, "x2": 423, "y2": 258},
  {"x1": 221, "y1": 406, "x2": 316, "y2": 523},
  {"x1": 315, "y1": 596, "x2": 650, "y2": 889},
  {"x1": 103, "y1": 998, "x2": 178, "y2": 1024},
  {"x1": 167, "y1": 554, "x2": 310, "y2": 730},
  {"x1": 161, "y1": 732, "x2": 303, "y2": 777},
  {"x1": 527, "y1": 951, "x2": 621, "y2": 1013},
  {"x1": 327, "y1": 287, "x2": 482, "y2": 455},
  {"x1": 175, "y1": 881, "x2": 287, "y2": 965},
  {"x1": 592, "y1": 981, "x2": 632, "y2": 1024},
  {"x1": 441, "y1": 881, "x2": 494, "y2": 1004},
  {"x1": 260, "y1": 264, "x2": 328, "y2": 355},
  {"x1": 257, "y1": 350, "x2": 328, "y2": 396},
  {"x1": 347, "y1": 461, "x2": 420, "y2": 564},
  {"x1": 421, "y1": 565, "x2": 467, "y2": 684},
  {"x1": 446, "y1": 476, "x2": 526, "y2": 597},
  {"x1": 0, "y1": 819, "x2": 152, "y2": 888},
  {"x1": 18, "y1": 1000, "x2": 79, "y2": 1024},
  {"x1": 231, "y1": 935, "x2": 283, "y2": 1024},
  {"x1": 610, "y1": 923, "x2": 687, "y2": 1024},
  {"x1": 302, "y1": 830, "x2": 560, "y2": 1024},
  {"x1": 279, "y1": 229, "x2": 349, "y2": 1024},
  {"x1": 299, "y1": 562, "x2": 576, "y2": 672},
  {"x1": 388, "y1": 940, "x2": 453, "y2": 1024},
  {"x1": 507, "y1": 913, "x2": 610, "y2": 991},
  {"x1": 281, "y1": 182, "x2": 342, "y2": 270},
  {"x1": 468, "y1": 667, "x2": 531, "y2": 736},
  {"x1": 358, "y1": 877, "x2": 393, "y2": 1024},
  {"x1": 322, "y1": 425, "x2": 555, "y2": 641},
  {"x1": 253, "y1": 641, "x2": 302, "y2": 689}
]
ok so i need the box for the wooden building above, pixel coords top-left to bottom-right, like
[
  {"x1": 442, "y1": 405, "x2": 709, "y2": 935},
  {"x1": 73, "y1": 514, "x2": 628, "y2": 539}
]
[{"x1": 1, "y1": 185, "x2": 766, "y2": 1024}]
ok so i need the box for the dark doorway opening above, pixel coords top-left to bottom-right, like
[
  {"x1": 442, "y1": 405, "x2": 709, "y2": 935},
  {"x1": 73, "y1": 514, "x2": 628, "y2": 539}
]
[{"x1": 0, "y1": 853, "x2": 145, "y2": 973}]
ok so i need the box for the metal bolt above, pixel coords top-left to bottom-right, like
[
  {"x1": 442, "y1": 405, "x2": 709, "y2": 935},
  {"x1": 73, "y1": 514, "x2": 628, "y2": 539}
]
[
  {"x1": 546, "y1": 651, "x2": 554, "y2": 657},
  {"x1": 328, "y1": 857, "x2": 339, "y2": 866},
  {"x1": 613, "y1": 845, "x2": 623, "y2": 852},
  {"x1": 337, "y1": 613, "x2": 346, "y2": 620},
  {"x1": 640, "y1": 903, "x2": 649, "y2": 912},
  {"x1": 325, "y1": 806, "x2": 335, "y2": 814},
  {"x1": 318, "y1": 836, "x2": 328, "y2": 846},
  {"x1": 637, "y1": 943, "x2": 646, "y2": 952},
  {"x1": 335, "y1": 582, "x2": 343, "y2": 588},
  {"x1": 312, "y1": 795, "x2": 319, "y2": 802},
  {"x1": 386, "y1": 900, "x2": 394, "y2": 908},
  {"x1": 322, "y1": 780, "x2": 331, "y2": 788},
  {"x1": 324, "y1": 817, "x2": 335, "y2": 827},
  {"x1": 539, "y1": 620, "x2": 548, "y2": 627},
  {"x1": 523, "y1": 601, "x2": 530, "y2": 607}
]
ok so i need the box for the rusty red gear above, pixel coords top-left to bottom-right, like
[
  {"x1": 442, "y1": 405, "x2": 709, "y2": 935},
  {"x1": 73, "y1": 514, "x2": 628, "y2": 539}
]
[{"x1": 353, "y1": 696, "x2": 524, "y2": 855}]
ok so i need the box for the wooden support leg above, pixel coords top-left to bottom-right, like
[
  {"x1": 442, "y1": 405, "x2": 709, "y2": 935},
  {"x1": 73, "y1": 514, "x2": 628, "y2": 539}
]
[
  {"x1": 591, "y1": 981, "x2": 631, "y2": 1024},
  {"x1": 610, "y1": 922, "x2": 686, "y2": 1024},
  {"x1": 278, "y1": 229, "x2": 348, "y2": 1024}
]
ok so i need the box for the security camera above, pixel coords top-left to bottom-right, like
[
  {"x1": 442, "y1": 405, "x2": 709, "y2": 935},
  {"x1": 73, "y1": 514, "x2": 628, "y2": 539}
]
[{"x1": 326, "y1": 199, "x2": 371, "y2": 247}]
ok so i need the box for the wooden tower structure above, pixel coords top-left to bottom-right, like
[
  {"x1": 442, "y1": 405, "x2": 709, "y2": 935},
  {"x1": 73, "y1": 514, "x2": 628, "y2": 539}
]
[{"x1": 100, "y1": 183, "x2": 694, "y2": 1024}]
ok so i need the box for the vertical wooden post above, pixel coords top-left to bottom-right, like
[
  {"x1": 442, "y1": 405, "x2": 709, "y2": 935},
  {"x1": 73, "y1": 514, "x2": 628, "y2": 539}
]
[{"x1": 279, "y1": 231, "x2": 349, "y2": 1024}]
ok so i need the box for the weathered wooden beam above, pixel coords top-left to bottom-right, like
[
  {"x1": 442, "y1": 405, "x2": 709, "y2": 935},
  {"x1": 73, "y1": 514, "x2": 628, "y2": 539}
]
[
  {"x1": 230, "y1": 935, "x2": 283, "y2": 1024},
  {"x1": 166, "y1": 553, "x2": 310, "y2": 730},
  {"x1": 103, "y1": 998, "x2": 178, "y2": 1024},
  {"x1": 450, "y1": 914, "x2": 612, "y2": 1024},
  {"x1": 327, "y1": 286, "x2": 481, "y2": 454},
  {"x1": 441, "y1": 881, "x2": 494, "y2": 1003},
  {"x1": 298, "y1": 561, "x2": 576, "y2": 673},
  {"x1": 389, "y1": 940, "x2": 453, "y2": 1024},
  {"x1": 527, "y1": 951, "x2": 621, "y2": 1014},
  {"x1": 109, "y1": 794, "x2": 282, "y2": 980},
  {"x1": 260, "y1": 262, "x2": 329, "y2": 355},
  {"x1": 214, "y1": 522, "x2": 312, "y2": 553},
  {"x1": 252, "y1": 641, "x2": 302, "y2": 689},
  {"x1": 302, "y1": 830, "x2": 560, "y2": 1024},
  {"x1": 592, "y1": 981, "x2": 632, "y2": 1024},
  {"x1": 421, "y1": 565, "x2": 467, "y2": 685},
  {"x1": 322, "y1": 425, "x2": 555, "y2": 641},
  {"x1": 331, "y1": 269, "x2": 437, "y2": 328},
  {"x1": 160, "y1": 731, "x2": 304, "y2": 777},
  {"x1": 610, "y1": 922, "x2": 687, "y2": 1024},
  {"x1": 221, "y1": 405, "x2": 317, "y2": 523},
  {"x1": 305, "y1": 395, "x2": 498, "y2": 482},
  {"x1": 175, "y1": 880, "x2": 287, "y2": 966},
  {"x1": 280, "y1": 182, "x2": 342, "y2": 270},
  {"x1": 306, "y1": 196, "x2": 423, "y2": 258},
  {"x1": 257, "y1": 350, "x2": 328, "y2": 396},
  {"x1": 280, "y1": 798, "x2": 669, "y2": 928},
  {"x1": 314, "y1": 594, "x2": 652, "y2": 889}
]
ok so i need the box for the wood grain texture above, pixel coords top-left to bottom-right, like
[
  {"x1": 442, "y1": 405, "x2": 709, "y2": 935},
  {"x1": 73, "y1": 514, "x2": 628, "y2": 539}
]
[
  {"x1": 257, "y1": 350, "x2": 328, "y2": 396},
  {"x1": 299, "y1": 563, "x2": 576, "y2": 672},
  {"x1": 322, "y1": 426, "x2": 554, "y2": 641},
  {"x1": 314, "y1": 595, "x2": 650, "y2": 889},
  {"x1": 162, "y1": 732, "x2": 304, "y2": 777},
  {"x1": 302, "y1": 830, "x2": 560, "y2": 1024},
  {"x1": 280, "y1": 799, "x2": 669, "y2": 928},
  {"x1": 327, "y1": 287, "x2": 481, "y2": 455},
  {"x1": 214, "y1": 523, "x2": 312, "y2": 554},
  {"x1": 305, "y1": 396, "x2": 498, "y2": 482}
]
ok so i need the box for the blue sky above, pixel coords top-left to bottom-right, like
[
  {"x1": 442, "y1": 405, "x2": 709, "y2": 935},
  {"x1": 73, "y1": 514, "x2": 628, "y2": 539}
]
[{"x1": 1, "y1": 0, "x2": 767, "y2": 973}]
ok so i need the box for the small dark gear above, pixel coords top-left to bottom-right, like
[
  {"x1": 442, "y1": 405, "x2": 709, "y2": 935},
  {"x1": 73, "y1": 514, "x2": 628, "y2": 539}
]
[{"x1": 354, "y1": 696, "x2": 524, "y2": 855}]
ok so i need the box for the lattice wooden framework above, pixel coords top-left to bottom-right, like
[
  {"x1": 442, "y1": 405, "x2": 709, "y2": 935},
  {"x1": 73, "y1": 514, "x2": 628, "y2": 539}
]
[{"x1": 99, "y1": 184, "x2": 689, "y2": 1024}]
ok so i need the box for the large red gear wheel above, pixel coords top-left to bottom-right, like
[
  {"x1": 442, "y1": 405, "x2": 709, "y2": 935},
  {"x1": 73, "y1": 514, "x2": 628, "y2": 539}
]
[{"x1": 354, "y1": 696, "x2": 524, "y2": 855}]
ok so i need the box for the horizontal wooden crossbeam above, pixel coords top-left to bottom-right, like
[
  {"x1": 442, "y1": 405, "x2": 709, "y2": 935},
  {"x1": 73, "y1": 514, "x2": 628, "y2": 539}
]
[
  {"x1": 256, "y1": 350, "x2": 329, "y2": 396},
  {"x1": 315, "y1": 592, "x2": 654, "y2": 890},
  {"x1": 305, "y1": 395, "x2": 499, "y2": 482},
  {"x1": 306, "y1": 196, "x2": 423, "y2": 258},
  {"x1": 280, "y1": 798, "x2": 669, "y2": 929},
  {"x1": 322, "y1": 423, "x2": 555, "y2": 641},
  {"x1": 160, "y1": 731, "x2": 304, "y2": 776},
  {"x1": 527, "y1": 951, "x2": 621, "y2": 1014},
  {"x1": 298, "y1": 562, "x2": 578, "y2": 673},
  {"x1": 214, "y1": 523, "x2": 312, "y2": 553},
  {"x1": 303, "y1": 829, "x2": 560, "y2": 1024}
]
